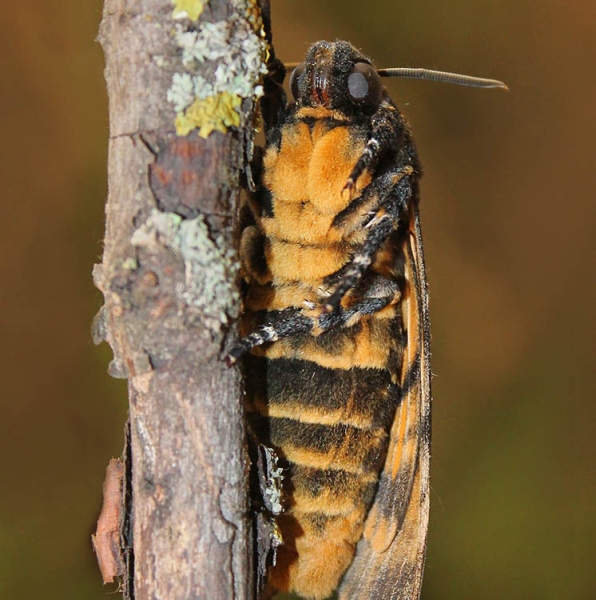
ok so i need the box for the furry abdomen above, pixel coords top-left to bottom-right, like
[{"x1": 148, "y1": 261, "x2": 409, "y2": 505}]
[{"x1": 241, "y1": 107, "x2": 405, "y2": 599}]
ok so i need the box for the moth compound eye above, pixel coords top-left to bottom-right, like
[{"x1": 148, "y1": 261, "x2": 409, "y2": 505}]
[
  {"x1": 348, "y1": 62, "x2": 383, "y2": 105},
  {"x1": 290, "y1": 62, "x2": 306, "y2": 100}
]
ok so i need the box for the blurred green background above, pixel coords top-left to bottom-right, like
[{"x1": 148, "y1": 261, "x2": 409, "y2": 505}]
[{"x1": 1, "y1": 1, "x2": 594, "y2": 598}]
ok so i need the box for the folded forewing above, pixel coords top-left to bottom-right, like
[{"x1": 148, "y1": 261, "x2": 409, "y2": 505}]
[{"x1": 339, "y1": 205, "x2": 431, "y2": 600}]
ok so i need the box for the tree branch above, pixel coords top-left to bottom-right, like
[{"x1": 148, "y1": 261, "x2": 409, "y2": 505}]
[{"x1": 94, "y1": 1, "x2": 267, "y2": 597}]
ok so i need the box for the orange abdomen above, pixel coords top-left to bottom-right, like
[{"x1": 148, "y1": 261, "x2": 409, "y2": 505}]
[{"x1": 245, "y1": 355, "x2": 400, "y2": 599}]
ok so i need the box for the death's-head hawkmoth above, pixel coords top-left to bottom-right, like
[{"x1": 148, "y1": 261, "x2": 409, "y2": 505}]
[{"x1": 229, "y1": 37, "x2": 505, "y2": 600}]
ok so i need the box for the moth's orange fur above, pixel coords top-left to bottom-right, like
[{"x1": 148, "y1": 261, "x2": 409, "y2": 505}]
[{"x1": 271, "y1": 505, "x2": 368, "y2": 599}]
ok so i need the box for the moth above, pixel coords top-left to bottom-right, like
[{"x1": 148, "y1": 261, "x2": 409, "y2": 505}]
[{"x1": 229, "y1": 40, "x2": 505, "y2": 600}]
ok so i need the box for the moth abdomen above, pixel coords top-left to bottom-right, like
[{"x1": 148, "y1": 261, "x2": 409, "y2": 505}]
[
  {"x1": 244, "y1": 349, "x2": 401, "y2": 598},
  {"x1": 246, "y1": 359, "x2": 399, "y2": 474}
]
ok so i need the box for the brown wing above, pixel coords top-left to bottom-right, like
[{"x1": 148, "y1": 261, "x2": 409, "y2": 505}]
[{"x1": 339, "y1": 204, "x2": 432, "y2": 599}]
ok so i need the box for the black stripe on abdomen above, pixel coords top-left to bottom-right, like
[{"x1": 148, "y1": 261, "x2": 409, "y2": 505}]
[{"x1": 246, "y1": 356, "x2": 400, "y2": 430}]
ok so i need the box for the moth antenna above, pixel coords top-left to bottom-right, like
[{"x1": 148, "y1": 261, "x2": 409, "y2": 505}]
[{"x1": 377, "y1": 67, "x2": 508, "y2": 90}]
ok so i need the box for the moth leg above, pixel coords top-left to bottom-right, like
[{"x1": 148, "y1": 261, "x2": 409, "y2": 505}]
[
  {"x1": 343, "y1": 102, "x2": 407, "y2": 197},
  {"x1": 324, "y1": 172, "x2": 414, "y2": 310},
  {"x1": 343, "y1": 136, "x2": 382, "y2": 198},
  {"x1": 227, "y1": 275, "x2": 399, "y2": 364},
  {"x1": 314, "y1": 273, "x2": 401, "y2": 331},
  {"x1": 226, "y1": 308, "x2": 313, "y2": 365}
]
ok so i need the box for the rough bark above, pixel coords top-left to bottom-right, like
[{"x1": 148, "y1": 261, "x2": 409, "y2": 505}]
[{"x1": 94, "y1": 1, "x2": 262, "y2": 597}]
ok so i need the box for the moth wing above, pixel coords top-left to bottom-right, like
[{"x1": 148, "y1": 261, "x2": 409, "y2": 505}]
[{"x1": 339, "y1": 204, "x2": 431, "y2": 599}]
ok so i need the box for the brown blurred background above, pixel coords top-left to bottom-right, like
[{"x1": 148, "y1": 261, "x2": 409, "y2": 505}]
[{"x1": 1, "y1": 1, "x2": 594, "y2": 599}]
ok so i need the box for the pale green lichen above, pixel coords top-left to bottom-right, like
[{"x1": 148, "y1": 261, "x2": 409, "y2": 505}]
[
  {"x1": 166, "y1": 7, "x2": 267, "y2": 137},
  {"x1": 131, "y1": 211, "x2": 183, "y2": 248},
  {"x1": 131, "y1": 210, "x2": 239, "y2": 332},
  {"x1": 167, "y1": 72, "x2": 195, "y2": 113},
  {"x1": 171, "y1": 0, "x2": 205, "y2": 21},
  {"x1": 176, "y1": 19, "x2": 267, "y2": 99}
]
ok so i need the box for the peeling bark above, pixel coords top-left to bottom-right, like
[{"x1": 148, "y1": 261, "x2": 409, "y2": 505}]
[
  {"x1": 92, "y1": 458, "x2": 126, "y2": 584},
  {"x1": 94, "y1": 1, "x2": 261, "y2": 597}
]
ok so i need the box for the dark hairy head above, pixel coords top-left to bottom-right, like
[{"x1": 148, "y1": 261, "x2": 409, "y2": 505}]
[{"x1": 289, "y1": 41, "x2": 385, "y2": 113}]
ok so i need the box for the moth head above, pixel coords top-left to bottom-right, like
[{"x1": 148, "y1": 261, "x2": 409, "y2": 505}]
[
  {"x1": 287, "y1": 40, "x2": 508, "y2": 112},
  {"x1": 289, "y1": 41, "x2": 384, "y2": 112}
]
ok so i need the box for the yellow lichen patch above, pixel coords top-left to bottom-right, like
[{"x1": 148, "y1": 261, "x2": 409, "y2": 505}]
[
  {"x1": 172, "y1": 0, "x2": 205, "y2": 21},
  {"x1": 175, "y1": 93, "x2": 242, "y2": 138}
]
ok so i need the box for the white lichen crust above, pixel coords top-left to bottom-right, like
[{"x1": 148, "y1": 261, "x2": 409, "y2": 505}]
[
  {"x1": 131, "y1": 209, "x2": 240, "y2": 332},
  {"x1": 262, "y1": 446, "x2": 284, "y2": 516}
]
